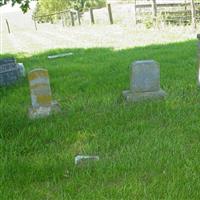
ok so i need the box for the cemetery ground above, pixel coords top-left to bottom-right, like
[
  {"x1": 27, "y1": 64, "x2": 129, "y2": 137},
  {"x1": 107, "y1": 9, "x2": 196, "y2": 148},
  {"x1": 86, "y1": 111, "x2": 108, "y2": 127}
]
[{"x1": 1, "y1": 40, "x2": 200, "y2": 199}]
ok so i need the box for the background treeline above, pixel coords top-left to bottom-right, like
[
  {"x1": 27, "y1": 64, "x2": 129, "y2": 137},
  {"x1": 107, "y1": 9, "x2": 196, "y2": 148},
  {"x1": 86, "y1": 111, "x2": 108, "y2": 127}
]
[{"x1": 34, "y1": 0, "x2": 106, "y2": 18}]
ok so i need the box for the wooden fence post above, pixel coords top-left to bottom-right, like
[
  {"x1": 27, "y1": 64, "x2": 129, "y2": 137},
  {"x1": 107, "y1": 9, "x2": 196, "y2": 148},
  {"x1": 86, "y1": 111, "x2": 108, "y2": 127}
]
[
  {"x1": 184, "y1": 0, "x2": 187, "y2": 11},
  {"x1": 90, "y1": 8, "x2": 95, "y2": 24},
  {"x1": 133, "y1": 0, "x2": 137, "y2": 25},
  {"x1": 151, "y1": 0, "x2": 157, "y2": 26},
  {"x1": 61, "y1": 14, "x2": 65, "y2": 27},
  {"x1": 107, "y1": 3, "x2": 114, "y2": 24},
  {"x1": 34, "y1": 18, "x2": 38, "y2": 31},
  {"x1": 5, "y1": 19, "x2": 11, "y2": 34},
  {"x1": 190, "y1": 0, "x2": 196, "y2": 29},
  {"x1": 77, "y1": 11, "x2": 81, "y2": 25},
  {"x1": 70, "y1": 11, "x2": 75, "y2": 26}
]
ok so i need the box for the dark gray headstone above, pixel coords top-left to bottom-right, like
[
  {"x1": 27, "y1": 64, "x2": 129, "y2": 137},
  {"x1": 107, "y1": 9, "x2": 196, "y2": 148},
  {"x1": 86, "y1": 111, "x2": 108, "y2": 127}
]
[
  {"x1": 0, "y1": 58, "x2": 23, "y2": 86},
  {"x1": 0, "y1": 58, "x2": 15, "y2": 65}
]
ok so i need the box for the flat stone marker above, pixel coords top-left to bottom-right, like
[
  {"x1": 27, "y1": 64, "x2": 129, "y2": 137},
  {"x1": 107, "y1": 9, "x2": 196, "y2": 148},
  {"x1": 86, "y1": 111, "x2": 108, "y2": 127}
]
[
  {"x1": 28, "y1": 68, "x2": 60, "y2": 119},
  {"x1": 75, "y1": 155, "x2": 99, "y2": 165},
  {"x1": 0, "y1": 58, "x2": 25, "y2": 86},
  {"x1": 123, "y1": 60, "x2": 166, "y2": 102},
  {"x1": 48, "y1": 52, "x2": 73, "y2": 59}
]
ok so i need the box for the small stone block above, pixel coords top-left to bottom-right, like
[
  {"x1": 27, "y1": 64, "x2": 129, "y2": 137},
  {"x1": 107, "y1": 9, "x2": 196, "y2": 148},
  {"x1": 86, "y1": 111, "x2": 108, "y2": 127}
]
[
  {"x1": 75, "y1": 155, "x2": 99, "y2": 165},
  {"x1": 17, "y1": 63, "x2": 26, "y2": 77}
]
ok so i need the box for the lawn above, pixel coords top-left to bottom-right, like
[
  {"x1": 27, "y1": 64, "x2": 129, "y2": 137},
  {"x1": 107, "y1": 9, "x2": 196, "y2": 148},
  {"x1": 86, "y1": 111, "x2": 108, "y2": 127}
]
[{"x1": 1, "y1": 40, "x2": 200, "y2": 199}]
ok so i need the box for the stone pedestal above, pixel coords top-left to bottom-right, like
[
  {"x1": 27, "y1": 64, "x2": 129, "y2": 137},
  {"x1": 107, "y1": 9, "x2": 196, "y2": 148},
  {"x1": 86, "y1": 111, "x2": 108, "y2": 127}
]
[
  {"x1": 123, "y1": 60, "x2": 166, "y2": 102},
  {"x1": 28, "y1": 68, "x2": 60, "y2": 119},
  {"x1": 28, "y1": 100, "x2": 60, "y2": 119}
]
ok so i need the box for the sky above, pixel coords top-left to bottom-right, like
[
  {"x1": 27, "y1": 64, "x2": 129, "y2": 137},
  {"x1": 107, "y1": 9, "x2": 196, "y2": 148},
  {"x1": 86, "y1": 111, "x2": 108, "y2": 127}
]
[{"x1": 0, "y1": 1, "x2": 36, "y2": 14}]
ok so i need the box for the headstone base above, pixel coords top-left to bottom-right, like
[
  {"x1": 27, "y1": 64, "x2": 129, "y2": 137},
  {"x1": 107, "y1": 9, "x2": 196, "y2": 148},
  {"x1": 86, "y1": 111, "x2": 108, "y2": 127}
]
[
  {"x1": 123, "y1": 89, "x2": 166, "y2": 102},
  {"x1": 28, "y1": 101, "x2": 60, "y2": 119}
]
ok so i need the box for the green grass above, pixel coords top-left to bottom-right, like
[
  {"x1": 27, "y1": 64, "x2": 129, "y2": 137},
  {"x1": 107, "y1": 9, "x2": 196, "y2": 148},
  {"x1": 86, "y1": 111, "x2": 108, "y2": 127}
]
[{"x1": 1, "y1": 40, "x2": 200, "y2": 199}]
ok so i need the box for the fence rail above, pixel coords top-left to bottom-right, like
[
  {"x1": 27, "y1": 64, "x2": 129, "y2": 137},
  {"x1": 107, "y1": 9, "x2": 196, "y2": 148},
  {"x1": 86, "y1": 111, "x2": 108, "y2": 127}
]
[
  {"x1": 32, "y1": 0, "x2": 200, "y2": 29},
  {"x1": 134, "y1": 0, "x2": 200, "y2": 27}
]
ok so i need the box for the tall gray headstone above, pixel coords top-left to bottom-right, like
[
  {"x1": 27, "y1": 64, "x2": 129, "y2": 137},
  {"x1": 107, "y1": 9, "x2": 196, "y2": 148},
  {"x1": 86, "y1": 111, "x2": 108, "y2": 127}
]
[{"x1": 123, "y1": 60, "x2": 166, "y2": 102}]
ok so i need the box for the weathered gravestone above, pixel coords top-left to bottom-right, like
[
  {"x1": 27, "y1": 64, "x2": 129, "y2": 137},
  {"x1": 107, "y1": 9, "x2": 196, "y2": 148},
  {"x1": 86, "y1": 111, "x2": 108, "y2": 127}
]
[
  {"x1": 28, "y1": 68, "x2": 60, "y2": 119},
  {"x1": 0, "y1": 58, "x2": 25, "y2": 86},
  {"x1": 123, "y1": 60, "x2": 166, "y2": 102},
  {"x1": 197, "y1": 34, "x2": 200, "y2": 86}
]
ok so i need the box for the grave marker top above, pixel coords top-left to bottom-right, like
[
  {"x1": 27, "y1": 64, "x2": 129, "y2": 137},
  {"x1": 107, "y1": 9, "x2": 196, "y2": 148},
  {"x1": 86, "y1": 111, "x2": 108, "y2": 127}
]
[
  {"x1": 0, "y1": 58, "x2": 16, "y2": 73},
  {"x1": 0, "y1": 58, "x2": 15, "y2": 65}
]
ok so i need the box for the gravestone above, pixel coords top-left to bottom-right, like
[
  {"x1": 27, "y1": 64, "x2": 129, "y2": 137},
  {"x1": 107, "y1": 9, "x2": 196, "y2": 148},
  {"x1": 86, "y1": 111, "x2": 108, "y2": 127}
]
[
  {"x1": 0, "y1": 58, "x2": 25, "y2": 86},
  {"x1": 123, "y1": 60, "x2": 166, "y2": 102},
  {"x1": 28, "y1": 68, "x2": 60, "y2": 119},
  {"x1": 197, "y1": 34, "x2": 200, "y2": 86}
]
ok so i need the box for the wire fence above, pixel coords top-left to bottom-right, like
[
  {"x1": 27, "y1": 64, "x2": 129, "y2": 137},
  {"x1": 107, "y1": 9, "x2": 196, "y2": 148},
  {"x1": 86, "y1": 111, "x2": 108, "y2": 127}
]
[{"x1": 27, "y1": 0, "x2": 200, "y2": 31}]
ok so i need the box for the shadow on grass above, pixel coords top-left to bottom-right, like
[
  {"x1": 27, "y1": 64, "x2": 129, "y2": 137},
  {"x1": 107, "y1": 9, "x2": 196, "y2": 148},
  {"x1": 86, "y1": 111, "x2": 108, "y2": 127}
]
[{"x1": 0, "y1": 39, "x2": 197, "y2": 92}]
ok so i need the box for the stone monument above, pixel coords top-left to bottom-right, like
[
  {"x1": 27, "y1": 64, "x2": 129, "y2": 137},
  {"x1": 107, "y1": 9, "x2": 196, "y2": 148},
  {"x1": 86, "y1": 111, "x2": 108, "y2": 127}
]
[
  {"x1": 28, "y1": 68, "x2": 60, "y2": 119},
  {"x1": 123, "y1": 60, "x2": 166, "y2": 102},
  {"x1": 0, "y1": 58, "x2": 25, "y2": 86}
]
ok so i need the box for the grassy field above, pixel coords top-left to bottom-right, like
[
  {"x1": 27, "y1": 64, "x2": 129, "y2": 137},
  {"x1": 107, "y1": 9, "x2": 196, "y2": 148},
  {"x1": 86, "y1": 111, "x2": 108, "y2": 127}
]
[{"x1": 1, "y1": 40, "x2": 200, "y2": 199}]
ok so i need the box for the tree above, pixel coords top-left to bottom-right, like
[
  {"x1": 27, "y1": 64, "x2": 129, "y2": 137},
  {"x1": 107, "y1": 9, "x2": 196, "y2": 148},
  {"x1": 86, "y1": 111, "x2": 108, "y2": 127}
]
[
  {"x1": 70, "y1": 0, "x2": 106, "y2": 11},
  {"x1": 33, "y1": 0, "x2": 106, "y2": 23},
  {"x1": 0, "y1": 0, "x2": 32, "y2": 12},
  {"x1": 37, "y1": 0, "x2": 70, "y2": 14},
  {"x1": 0, "y1": 0, "x2": 106, "y2": 14}
]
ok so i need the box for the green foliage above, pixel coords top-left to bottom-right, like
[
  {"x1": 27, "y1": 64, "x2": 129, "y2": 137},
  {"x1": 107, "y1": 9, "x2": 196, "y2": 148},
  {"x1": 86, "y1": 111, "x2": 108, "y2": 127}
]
[
  {"x1": 36, "y1": 0, "x2": 69, "y2": 15},
  {"x1": 33, "y1": 0, "x2": 106, "y2": 22},
  {"x1": 76, "y1": 0, "x2": 106, "y2": 11},
  {"x1": 0, "y1": 0, "x2": 106, "y2": 14},
  {"x1": 144, "y1": 18, "x2": 153, "y2": 29},
  {"x1": 33, "y1": 0, "x2": 70, "y2": 23},
  {"x1": 0, "y1": 0, "x2": 31, "y2": 13}
]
